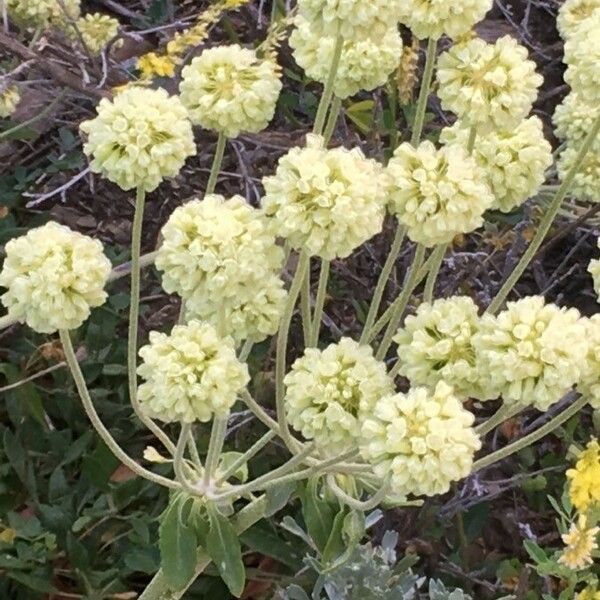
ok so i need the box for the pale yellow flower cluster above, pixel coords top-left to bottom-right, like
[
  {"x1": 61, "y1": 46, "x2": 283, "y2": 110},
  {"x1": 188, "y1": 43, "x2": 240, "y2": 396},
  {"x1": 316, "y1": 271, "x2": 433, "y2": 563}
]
[
  {"x1": 284, "y1": 338, "x2": 394, "y2": 454},
  {"x1": 564, "y1": 12, "x2": 600, "y2": 104},
  {"x1": 180, "y1": 45, "x2": 282, "y2": 138},
  {"x1": 0, "y1": 222, "x2": 111, "y2": 333},
  {"x1": 80, "y1": 87, "x2": 196, "y2": 191},
  {"x1": 137, "y1": 321, "x2": 249, "y2": 423},
  {"x1": 554, "y1": 93, "x2": 600, "y2": 150},
  {"x1": 473, "y1": 296, "x2": 588, "y2": 411},
  {"x1": 558, "y1": 0, "x2": 600, "y2": 40},
  {"x1": 0, "y1": 86, "x2": 20, "y2": 118},
  {"x1": 567, "y1": 439, "x2": 600, "y2": 512},
  {"x1": 156, "y1": 195, "x2": 285, "y2": 344},
  {"x1": 437, "y1": 36, "x2": 543, "y2": 134},
  {"x1": 289, "y1": 15, "x2": 403, "y2": 100},
  {"x1": 397, "y1": 0, "x2": 492, "y2": 40},
  {"x1": 262, "y1": 134, "x2": 387, "y2": 259},
  {"x1": 386, "y1": 141, "x2": 493, "y2": 246},
  {"x1": 68, "y1": 13, "x2": 120, "y2": 55},
  {"x1": 589, "y1": 244, "x2": 600, "y2": 302},
  {"x1": 577, "y1": 587, "x2": 600, "y2": 600},
  {"x1": 359, "y1": 382, "x2": 481, "y2": 498},
  {"x1": 579, "y1": 316, "x2": 600, "y2": 409},
  {"x1": 7, "y1": 0, "x2": 80, "y2": 28},
  {"x1": 440, "y1": 117, "x2": 552, "y2": 213},
  {"x1": 558, "y1": 145, "x2": 600, "y2": 201},
  {"x1": 558, "y1": 515, "x2": 599, "y2": 570}
]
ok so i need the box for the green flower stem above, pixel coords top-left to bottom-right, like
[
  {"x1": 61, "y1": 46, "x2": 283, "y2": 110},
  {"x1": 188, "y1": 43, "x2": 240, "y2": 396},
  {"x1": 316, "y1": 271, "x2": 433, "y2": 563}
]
[
  {"x1": 241, "y1": 389, "x2": 282, "y2": 435},
  {"x1": 323, "y1": 96, "x2": 342, "y2": 145},
  {"x1": 174, "y1": 424, "x2": 198, "y2": 495},
  {"x1": 376, "y1": 244, "x2": 427, "y2": 360},
  {"x1": 388, "y1": 359, "x2": 403, "y2": 380},
  {"x1": 187, "y1": 428, "x2": 203, "y2": 470},
  {"x1": 129, "y1": 188, "x2": 176, "y2": 456},
  {"x1": 205, "y1": 132, "x2": 227, "y2": 195},
  {"x1": 326, "y1": 474, "x2": 390, "y2": 511},
  {"x1": 202, "y1": 415, "x2": 228, "y2": 487},
  {"x1": 276, "y1": 252, "x2": 310, "y2": 451},
  {"x1": 238, "y1": 339, "x2": 254, "y2": 362},
  {"x1": 411, "y1": 38, "x2": 438, "y2": 146},
  {"x1": 472, "y1": 395, "x2": 587, "y2": 473},
  {"x1": 313, "y1": 33, "x2": 344, "y2": 136},
  {"x1": 309, "y1": 259, "x2": 330, "y2": 347},
  {"x1": 487, "y1": 113, "x2": 600, "y2": 314},
  {"x1": 360, "y1": 224, "x2": 406, "y2": 344},
  {"x1": 423, "y1": 243, "x2": 446, "y2": 303},
  {"x1": 475, "y1": 403, "x2": 522, "y2": 437},
  {"x1": 59, "y1": 329, "x2": 179, "y2": 490},
  {"x1": 467, "y1": 126, "x2": 477, "y2": 153},
  {"x1": 301, "y1": 263, "x2": 312, "y2": 345},
  {"x1": 215, "y1": 430, "x2": 277, "y2": 485}
]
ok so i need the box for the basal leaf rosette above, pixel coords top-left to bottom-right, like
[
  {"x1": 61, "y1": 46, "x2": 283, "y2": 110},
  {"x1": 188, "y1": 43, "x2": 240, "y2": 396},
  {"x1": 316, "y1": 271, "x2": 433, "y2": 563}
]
[
  {"x1": 393, "y1": 296, "x2": 491, "y2": 400},
  {"x1": 296, "y1": 0, "x2": 401, "y2": 38},
  {"x1": 284, "y1": 338, "x2": 394, "y2": 455},
  {"x1": 0, "y1": 86, "x2": 20, "y2": 118},
  {"x1": 180, "y1": 44, "x2": 282, "y2": 138},
  {"x1": 437, "y1": 36, "x2": 543, "y2": 133},
  {"x1": 558, "y1": 0, "x2": 600, "y2": 40},
  {"x1": 359, "y1": 382, "x2": 481, "y2": 498},
  {"x1": 8, "y1": 0, "x2": 80, "y2": 29},
  {"x1": 68, "y1": 13, "x2": 120, "y2": 55},
  {"x1": 473, "y1": 296, "x2": 588, "y2": 411},
  {"x1": 137, "y1": 320, "x2": 250, "y2": 424},
  {"x1": 262, "y1": 135, "x2": 387, "y2": 259},
  {"x1": 554, "y1": 92, "x2": 600, "y2": 150},
  {"x1": 289, "y1": 15, "x2": 403, "y2": 99},
  {"x1": 557, "y1": 145, "x2": 600, "y2": 202},
  {"x1": 564, "y1": 12, "x2": 600, "y2": 104},
  {"x1": 386, "y1": 141, "x2": 493, "y2": 247},
  {"x1": 440, "y1": 117, "x2": 552, "y2": 213},
  {"x1": 80, "y1": 87, "x2": 196, "y2": 192},
  {"x1": 156, "y1": 194, "x2": 284, "y2": 303},
  {"x1": 185, "y1": 274, "x2": 287, "y2": 345},
  {"x1": 397, "y1": 0, "x2": 492, "y2": 40},
  {"x1": 0, "y1": 222, "x2": 111, "y2": 333}
]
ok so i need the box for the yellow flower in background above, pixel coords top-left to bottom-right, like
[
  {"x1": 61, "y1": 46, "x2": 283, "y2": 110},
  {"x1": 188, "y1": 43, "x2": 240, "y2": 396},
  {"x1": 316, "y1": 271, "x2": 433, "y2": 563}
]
[
  {"x1": 577, "y1": 586, "x2": 600, "y2": 600},
  {"x1": 567, "y1": 439, "x2": 600, "y2": 512},
  {"x1": 589, "y1": 246, "x2": 600, "y2": 304},
  {"x1": 69, "y1": 13, "x2": 121, "y2": 55},
  {"x1": 558, "y1": 515, "x2": 599, "y2": 570},
  {"x1": 558, "y1": 0, "x2": 600, "y2": 40},
  {"x1": 0, "y1": 85, "x2": 20, "y2": 118},
  {"x1": 557, "y1": 145, "x2": 600, "y2": 203},
  {"x1": 553, "y1": 92, "x2": 600, "y2": 151},
  {"x1": 564, "y1": 12, "x2": 600, "y2": 104},
  {"x1": 7, "y1": 0, "x2": 80, "y2": 29},
  {"x1": 137, "y1": 52, "x2": 176, "y2": 78}
]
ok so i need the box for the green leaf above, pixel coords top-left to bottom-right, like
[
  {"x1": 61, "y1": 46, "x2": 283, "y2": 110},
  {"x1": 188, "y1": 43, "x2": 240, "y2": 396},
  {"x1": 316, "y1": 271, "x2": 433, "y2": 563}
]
[
  {"x1": 264, "y1": 480, "x2": 296, "y2": 518},
  {"x1": 523, "y1": 539, "x2": 548, "y2": 565},
  {"x1": 218, "y1": 452, "x2": 249, "y2": 483},
  {"x1": 205, "y1": 502, "x2": 246, "y2": 598},
  {"x1": 300, "y1": 477, "x2": 335, "y2": 552},
  {"x1": 321, "y1": 508, "x2": 347, "y2": 564},
  {"x1": 158, "y1": 494, "x2": 198, "y2": 591},
  {"x1": 0, "y1": 363, "x2": 46, "y2": 427}
]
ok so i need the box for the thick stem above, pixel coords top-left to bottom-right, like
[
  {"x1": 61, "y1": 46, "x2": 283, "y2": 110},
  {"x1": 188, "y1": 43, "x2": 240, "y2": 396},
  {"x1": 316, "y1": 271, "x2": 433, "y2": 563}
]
[
  {"x1": 475, "y1": 403, "x2": 522, "y2": 437},
  {"x1": 313, "y1": 33, "x2": 344, "y2": 136},
  {"x1": 238, "y1": 339, "x2": 254, "y2": 362},
  {"x1": 487, "y1": 113, "x2": 600, "y2": 314},
  {"x1": 59, "y1": 330, "x2": 179, "y2": 490},
  {"x1": 300, "y1": 262, "x2": 312, "y2": 345},
  {"x1": 472, "y1": 395, "x2": 587, "y2": 473},
  {"x1": 308, "y1": 259, "x2": 330, "y2": 347},
  {"x1": 202, "y1": 416, "x2": 228, "y2": 487},
  {"x1": 205, "y1": 132, "x2": 227, "y2": 195},
  {"x1": 323, "y1": 96, "x2": 342, "y2": 145},
  {"x1": 360, "y1": 225, "x2": 406, "y2": 344},
  {"x1": 128, "y1": 188, "x2": 176, "y2": 455},
  {"x1": 423, "y1": 243, "x2": 446, "y2": 303},
  {"x1": 411, "y1": 38, "x2": 438, "y2": 146}
]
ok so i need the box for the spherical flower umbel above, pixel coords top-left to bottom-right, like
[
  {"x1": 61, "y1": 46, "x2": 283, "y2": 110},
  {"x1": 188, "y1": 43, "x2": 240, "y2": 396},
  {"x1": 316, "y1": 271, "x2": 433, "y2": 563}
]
[
  {"x1": 554, "y1": 92, "x2": 600, "y2": 150},
  {"x1": 558, "y1": 515, "x2": 599, "y2": 571},
  {"x1": 359, "y1": 382, "x2": 481, "y2": 498},
  {"x1": 473, "y1": 296, "x2": 588, "y2": 411},
  {"x1": 156, "y1": 194, "x2": 284, "y2": 303},
  {"x1": 0, "y1": 85, "x2": 20, "y2": 118},
  {"x1": 567, "y1": 438, "x2": 600, "y2": 512},
  {"x1": 564, "y1": 12, "x2": 600, "y2": 104},
  {"x1": 558, "y1": 0, "x2": 600, "y2": 39},
  {"x1": 393, "y1": 296, "x2": 487, "y2": 399},
  {"x1": 289, "y1": 16, "x2": 403, "y2": 99},
  {"x1": 262, "y1": 135, "x2": 387, "y2": 259},
  {"x1": 440, "y1": 117, "x2": 552, "y2": 213},
  {"x1": 557, "y1": 145, "x2": 600, "y2": 202},
  {"x1": 386, "y1": 141, "x2": 493, "y2": 246},
  {"x1": 7, "y1": 0, "x2": 80, "y2": 28},
  {"x1": 284, "y1": 338, "x2": 394, "y2": 454},
  {"x1": 397, "y1": 0, "x2": 492, "y2": 40},
  {"x1": 588, "y1": 243, "x2": 600, "y2": 300},
  {"x1": 0, "y1": 222, "x2": 111, "y2": 333},
  {"x1": 80, "y1": 87, "x2": 196, "y2": 192},
  {"x1": 180, "y1": 45, "x2": 282, "y2": 138},
  {"x1": 137, "y1": 321, "x2": 250, "y2": 423},
  {"x1": 68, "y1": 13, "x2": 120, "y2": 55},
  {"x1": 436, "y1": 36, "x2": 543, "y2": 133}
]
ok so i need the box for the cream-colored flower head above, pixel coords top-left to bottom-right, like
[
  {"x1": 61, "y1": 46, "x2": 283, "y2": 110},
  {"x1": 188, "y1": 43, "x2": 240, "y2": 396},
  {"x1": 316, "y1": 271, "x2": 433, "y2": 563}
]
[
  {"x1": 0, "y1": 86, "x2": 20, "y2": 118},
  {"x1": 137, "y1": 320, "x2": 249, "y2": 424},
  {"x1": 397, "y1": 0, "x2": 492, "y2": 40},
  {"x1": 473, "y1": 297, "x2": 588, "y2": 411},
  {"x1": 262, "y1": 135, "x2": 387, "y2": 259},
  {"x1": 564, "y1": 13, "x2": 600, "y2": 103},
  {"x1": 8, "y1": 0, "x2": 80, "y2": 28},
  {"x1": 386, "y1": 140, "x2": 493, "y2": 246},
  {"x1": 393, "y1": 296, "x2": 490, "y2": 399},
  {"x1": 180, "y1": 44, "x2": 282, "y2": 138},
  {"x1": 558, "y1": 514, "x2": 599, "y2": 571},
  {"x1": 289, "y1": 16, "x2": 402, "y2": 99},
  {"x1": 0, "y1": 222, "x2": 111, "y2": 333},
  {"x1": 186, "y1": 274, "x2": 287, "y2": 345},
  {"x1": 554, "y1": 92, "x2": 600, "y2": 150},
  {"x1": 578, "y1": 316, "x2": 600, "y2": 409},
  {"x1": 359, "y1": 382, "x2": 481, "y2": 498},
  {"x1": 80, "y1": 87, "x2": 195, "y2": 192},
  {"x1": 558, "y1": 0, "x2": 600, "y2": 40},
  {"x1": 437, "y1": 36, "x2": 543, "y2": 133},
  {"x1": 557, "y1": 145, "x2": 600, "y2": 202},
  {"x1": 440, "y1": 117, "x2": 552, "y2": 213},
  {"x1": 589, "y1": 244, "x2": 600, "y2": 301},
  {"x1": 284, "y1": 338, "x2": 394, "y2": 454},
  {"x1": 297, "y1": 0, "x2": 401, "y2": 38},
  {"x1": 68, "y1": 13, "x2": 120, "y2": 55},
  {"x1": 156, "y1": 195, "x2": 284, "y2": 302}
]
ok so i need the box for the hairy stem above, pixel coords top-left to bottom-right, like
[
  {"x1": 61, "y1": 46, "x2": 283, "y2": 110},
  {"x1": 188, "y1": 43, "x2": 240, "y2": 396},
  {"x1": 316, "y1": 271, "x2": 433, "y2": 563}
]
[
  {"x1": 202, "y1": 416, "x2": 228, "y2": 487},
  {"x1": 205, "y1": 132, "x2": 227, "y2": 195},
  {"x1": 301, "y1": 262, "x2": 312, "y2": 345},
  {"x1": 323, "y1": 96, "x2": 342, "y2": 145},
  {"x1": 309, "y1": 259, "x2": 330, "y2": 347},
  {"x1": 313, "y1": 33, "x2": 344, "y2": 136},
  {"x1": 411, "y1": 38, "x2": 437, "y2": 146},
  {"x1": 475, "y1": 403, "x2": 522, "y2": 437},
  {"x1": 423, "y1": 243, "x2": 446, "y2": 303}
]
